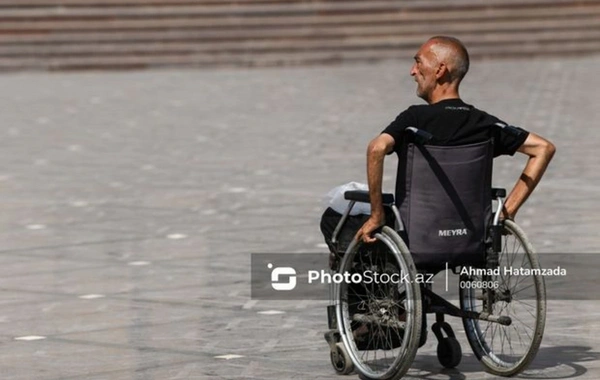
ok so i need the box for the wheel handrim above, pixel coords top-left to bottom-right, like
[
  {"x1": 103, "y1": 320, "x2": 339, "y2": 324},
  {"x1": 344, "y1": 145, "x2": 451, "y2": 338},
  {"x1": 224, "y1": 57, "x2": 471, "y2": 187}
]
[
  {"x1": 461, "y1": 220, "x2": 546, "y2": 374},
  {"x1": 337, "y1": 232, "x2": 419, "y2": 379}
]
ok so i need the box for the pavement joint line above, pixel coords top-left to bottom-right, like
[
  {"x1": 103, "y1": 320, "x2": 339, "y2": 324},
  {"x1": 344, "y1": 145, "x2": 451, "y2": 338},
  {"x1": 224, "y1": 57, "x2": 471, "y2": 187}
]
[
  {"x1": 0, "y1": 236, "x2": 156, "y2": 256},
  {"x1": 259, "y1": 339, "x2": 279, "y2": 353},
  {"x1": 282, "y1": 315, "x2": 298, "y2": 328},
  {"x1": 224, "y1": 318, "x2": 243, "y2": 330},
  {"x1": 109, "y1": 287, "x2": 243, "y2": 301},
  {"x1": 242, "y1": 299, "x2": 258, "y2": 310},
  {"x1": 294, "y1": 301, "x2": 311, "y2": 309},
  {"x1": 40, "y1": 317, "x2": 219, "y2": 339},
  {"x1": 239, "y1": 360, "x2": 260, "y2": 376},
  {"x1": 0, "y1": 287, "x2": 105, "y2": 300},
  {"x1": 0, "y1": 262, "x2": 135, "y2": 279},
  {"x1": 43, "y1": 357, "x2": 218, "y2": 380},
  {"x1": 203, "y1": 340, "x2": 218, "y2": 351},
  {"x1": 49, "y1": 336, "x2": 219, "y2": 358}
]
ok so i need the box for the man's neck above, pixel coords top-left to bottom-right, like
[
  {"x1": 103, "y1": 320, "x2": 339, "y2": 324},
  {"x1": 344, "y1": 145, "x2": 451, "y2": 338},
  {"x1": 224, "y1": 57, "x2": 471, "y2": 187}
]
[{"x1": 427, "y1": 86, "x2": 460, "y2": 104}]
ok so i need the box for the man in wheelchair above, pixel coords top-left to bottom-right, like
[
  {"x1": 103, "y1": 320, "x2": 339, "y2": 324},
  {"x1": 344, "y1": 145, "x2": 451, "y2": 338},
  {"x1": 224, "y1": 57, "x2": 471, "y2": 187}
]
[
  {"x1": 323, "y1": 36, "x2": 555, "y2": 379},
  {"x1": 356, "y1": 35, "x2": 555, "y2": 244}
]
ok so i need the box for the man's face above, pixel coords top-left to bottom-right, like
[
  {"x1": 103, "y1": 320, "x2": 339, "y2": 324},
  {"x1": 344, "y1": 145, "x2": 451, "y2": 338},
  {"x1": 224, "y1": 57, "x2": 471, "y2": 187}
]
[{"x1": 410, "y1": 42, "x2": 439, "y2": 103}]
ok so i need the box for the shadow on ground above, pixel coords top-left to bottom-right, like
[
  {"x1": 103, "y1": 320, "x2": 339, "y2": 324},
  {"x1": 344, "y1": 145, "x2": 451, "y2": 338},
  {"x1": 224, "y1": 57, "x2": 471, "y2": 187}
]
[{"x1": 406, "y1": 345, "x2": 600, "y2": 380}]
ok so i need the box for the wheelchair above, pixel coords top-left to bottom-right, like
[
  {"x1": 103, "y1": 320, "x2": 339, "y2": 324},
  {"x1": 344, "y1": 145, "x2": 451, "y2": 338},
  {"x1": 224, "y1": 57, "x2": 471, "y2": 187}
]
[{"x1": 322, "y1": 128, "x2": 547, "y2": 379}]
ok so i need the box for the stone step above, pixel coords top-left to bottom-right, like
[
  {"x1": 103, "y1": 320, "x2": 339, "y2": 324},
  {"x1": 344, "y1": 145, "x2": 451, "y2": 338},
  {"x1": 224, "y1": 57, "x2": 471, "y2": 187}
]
[
  {"x1": 0, "y1": 5, "x2": 598, "y2": 32},
  {"x1": 0, "y1": 0, "x2": 380, "y2": 5},
  {"x1": 1, "y1": 39, "x2": 599, "y2": 71},
  {"x1": 0, "y1": 16, "x2": 598, "y2": 44},
  {"x1": 0, "y1": 0, "x2": 595, "y2": 70},
  {"x1": 0, "y1": 28, "x2": 599, "y2": 57},
  {"x1": 0, "y1": 0, "x2": 598, "y2": 18},
  {"x1": 0, "y1": 0, "x2": 597, "y2": 8}
]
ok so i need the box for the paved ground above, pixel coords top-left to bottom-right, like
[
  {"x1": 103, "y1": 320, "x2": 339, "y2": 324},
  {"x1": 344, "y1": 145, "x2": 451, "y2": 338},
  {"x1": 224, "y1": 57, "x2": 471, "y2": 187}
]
[{"x1": 0, "y1": 54, "x2": 598, "y2": 380}]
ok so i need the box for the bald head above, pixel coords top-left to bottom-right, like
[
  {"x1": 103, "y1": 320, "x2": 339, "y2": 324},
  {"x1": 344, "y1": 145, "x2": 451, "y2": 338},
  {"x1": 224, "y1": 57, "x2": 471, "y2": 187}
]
[{"x1": 427, "y1": 36, "x2": 470, "y2": 83}]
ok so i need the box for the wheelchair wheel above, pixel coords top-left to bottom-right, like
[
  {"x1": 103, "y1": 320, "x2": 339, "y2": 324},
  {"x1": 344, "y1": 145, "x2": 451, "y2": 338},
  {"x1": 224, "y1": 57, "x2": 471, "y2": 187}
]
[
  {"x1": 330, "y1": 342, "x2": 354, "y2": 375},
  {"x1": 460, "y1": 219, "x2": 546, "y2": 376},
  {"x1": 336, "y1": 226, "x2": 422, "y2": 380},
  {"x1": 437, "y1": 337, "x2": 462, "y2": 369}
]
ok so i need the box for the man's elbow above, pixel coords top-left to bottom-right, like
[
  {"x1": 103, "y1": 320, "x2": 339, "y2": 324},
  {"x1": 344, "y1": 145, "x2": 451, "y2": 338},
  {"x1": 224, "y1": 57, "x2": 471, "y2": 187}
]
[
  {"x1": 367, "y1": 135, "x2": 394, "y2": 156},
  {"x1": 543, "y1": 140, "x2": 556, "y2": 161},
  {"x1": 527, "y1": 136, "x2": 556, "y2": 161},
  {"x1": 367, "y1": 139, "x2": 388, "y2": 156}
]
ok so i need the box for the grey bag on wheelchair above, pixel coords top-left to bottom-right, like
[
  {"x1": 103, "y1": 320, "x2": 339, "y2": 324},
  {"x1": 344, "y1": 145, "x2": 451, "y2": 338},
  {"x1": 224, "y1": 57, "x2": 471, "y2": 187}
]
[
  {"x1": 396, "y1": 140, "x2": 493, "y2": 270},
  {"x1": 320, "y1": 207, "x2": 395, "y2": 256},
  {"x1": 320, "y1": 207, "x2": 369, "y2": 256}
]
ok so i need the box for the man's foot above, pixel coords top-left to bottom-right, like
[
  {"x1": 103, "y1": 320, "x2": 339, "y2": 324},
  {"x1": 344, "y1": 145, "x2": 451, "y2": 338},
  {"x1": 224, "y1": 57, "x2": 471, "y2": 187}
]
[{"x1": 352, "y1": 323, "x2": 369, "y2": 341}]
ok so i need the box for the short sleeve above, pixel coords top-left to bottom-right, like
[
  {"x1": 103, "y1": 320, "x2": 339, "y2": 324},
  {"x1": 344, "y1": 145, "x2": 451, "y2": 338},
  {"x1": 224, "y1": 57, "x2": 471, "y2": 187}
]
[
  {"x1": 492, "y1": 121, "x2": 529, "y2": 157},
  {"x1": 381, "y1": 108, "x2": 417, "y2": 152}
]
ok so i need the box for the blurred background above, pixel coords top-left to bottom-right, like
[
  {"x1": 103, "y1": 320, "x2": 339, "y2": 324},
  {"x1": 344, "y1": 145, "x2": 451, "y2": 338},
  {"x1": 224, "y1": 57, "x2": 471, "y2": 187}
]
[{"x1": 0, "y1": 0, "x2": 599, "y2": 71}]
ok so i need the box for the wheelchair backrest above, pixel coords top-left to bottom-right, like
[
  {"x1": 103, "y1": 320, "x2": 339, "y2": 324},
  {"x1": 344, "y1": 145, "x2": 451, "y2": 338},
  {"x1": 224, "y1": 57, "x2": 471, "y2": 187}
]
[{"x1": 396, "y1": 139, "x2": 493, "y2": 270}]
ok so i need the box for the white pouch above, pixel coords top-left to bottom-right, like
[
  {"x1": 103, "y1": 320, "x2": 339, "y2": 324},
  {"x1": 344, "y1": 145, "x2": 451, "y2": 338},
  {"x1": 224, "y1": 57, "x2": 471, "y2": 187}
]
[{"x1": 323, "y1": 182, "x2": 371, "y2": 215}]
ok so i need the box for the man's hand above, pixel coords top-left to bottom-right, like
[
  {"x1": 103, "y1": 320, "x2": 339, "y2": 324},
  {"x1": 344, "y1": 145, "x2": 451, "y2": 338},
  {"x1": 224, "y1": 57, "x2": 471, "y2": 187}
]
[
  {"x1": 500, "y1": 205, "x2": 515, "y2": 221},
  {"x1": 357, "y1": 133, "x2": 395, "y2": 244},
  {"x1": 355, "y1": 214, "x2": 385, "y2": 244}
]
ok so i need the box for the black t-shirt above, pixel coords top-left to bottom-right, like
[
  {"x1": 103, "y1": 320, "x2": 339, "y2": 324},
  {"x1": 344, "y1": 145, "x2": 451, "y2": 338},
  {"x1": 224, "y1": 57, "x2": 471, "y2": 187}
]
[{"x1": 382, "y1": 98, "x2": 529, "y2": 157}]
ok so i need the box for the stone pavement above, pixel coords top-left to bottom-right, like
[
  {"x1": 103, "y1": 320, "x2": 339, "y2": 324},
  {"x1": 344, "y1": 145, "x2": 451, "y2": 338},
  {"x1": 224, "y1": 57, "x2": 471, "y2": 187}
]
[{"x1": 0, "y1": 54, "x2": 598, "y2": 379}]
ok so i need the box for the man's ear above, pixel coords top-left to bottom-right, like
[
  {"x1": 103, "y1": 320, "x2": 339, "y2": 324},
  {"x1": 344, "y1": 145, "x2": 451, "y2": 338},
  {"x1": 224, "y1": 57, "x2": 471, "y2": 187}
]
[{"x1": 435, "y1": 63, "x2": 449, "y2": 80}]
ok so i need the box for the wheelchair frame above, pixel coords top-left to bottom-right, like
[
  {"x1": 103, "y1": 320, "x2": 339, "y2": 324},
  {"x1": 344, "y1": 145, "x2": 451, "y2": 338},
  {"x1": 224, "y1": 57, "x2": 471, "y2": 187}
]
[{"x1": 325, "y1": 179, "x2": 546, "y2": 379}]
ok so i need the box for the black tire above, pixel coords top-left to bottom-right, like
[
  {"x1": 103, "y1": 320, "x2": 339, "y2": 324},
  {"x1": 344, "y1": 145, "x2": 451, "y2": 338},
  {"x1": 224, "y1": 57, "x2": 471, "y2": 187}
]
[
  {"x1": 331, "y1": 342, "x2": 354, "y2": 375},
  {"x1": 437, "y1": 337, "x2": 462, "y2": 369},
  {"x1": 336, "y1": 226, "x2": 422, "y2": 380},
  {"x1": 460, "y1": 220, "x2": 546, "y2": 376}
]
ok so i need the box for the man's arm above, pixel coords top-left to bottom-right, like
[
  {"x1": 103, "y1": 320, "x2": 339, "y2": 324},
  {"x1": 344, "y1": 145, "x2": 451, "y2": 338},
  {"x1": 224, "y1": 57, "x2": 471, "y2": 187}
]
[
  {"x1": 503, "y1": 132, "x2": 556, "y2": 219},
  {"x1": 355, "y1": 133, "x2": 395, "y2": 243}
]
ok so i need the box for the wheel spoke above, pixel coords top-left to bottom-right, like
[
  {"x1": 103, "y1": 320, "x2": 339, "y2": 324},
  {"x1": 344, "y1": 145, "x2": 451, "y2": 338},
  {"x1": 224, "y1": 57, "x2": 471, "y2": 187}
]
[
  {"x1": 337, "y1": 230, "x2": 422, "y2": 379},
  {"x1": 459, "y1": 221, "x2": 545, "y2": 376}
]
